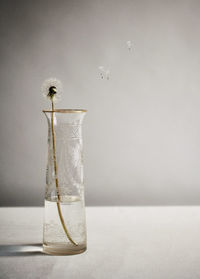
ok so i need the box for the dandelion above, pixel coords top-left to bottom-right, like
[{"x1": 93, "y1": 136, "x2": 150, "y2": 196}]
[{"x1": 41, "y1": 78, "x2": 77, "y2": 246}]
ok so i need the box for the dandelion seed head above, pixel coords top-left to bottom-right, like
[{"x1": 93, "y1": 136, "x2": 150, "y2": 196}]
[{"x1": 41, "y1": 78, "x2": 62, "y2": 103}]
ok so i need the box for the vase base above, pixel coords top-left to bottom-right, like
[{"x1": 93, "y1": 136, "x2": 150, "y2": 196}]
[{"x1": 43, "y1": 243, "x2": 87, "y2": 255}]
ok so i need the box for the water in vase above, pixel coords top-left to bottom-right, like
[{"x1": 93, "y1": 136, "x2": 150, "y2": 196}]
[{"x1": 43, "y1": 195, "x2": 87, "y2": 255}]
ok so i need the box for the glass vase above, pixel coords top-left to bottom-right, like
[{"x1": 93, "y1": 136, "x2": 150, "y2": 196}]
[{"x1": 43, "y1": 109, "x2": 87, "y2": 255}]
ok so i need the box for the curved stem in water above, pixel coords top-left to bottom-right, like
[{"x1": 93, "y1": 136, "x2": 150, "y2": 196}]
[{"x1": 56, "y1": 202, "x2": 78, "y2": 246}]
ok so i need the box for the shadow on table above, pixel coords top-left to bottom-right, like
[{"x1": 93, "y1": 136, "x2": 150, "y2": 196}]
[{"x1": 0, "y1": 244, "x2": 45, "y2": 257}]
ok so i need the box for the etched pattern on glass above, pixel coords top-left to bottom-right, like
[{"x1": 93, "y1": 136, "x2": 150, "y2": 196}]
[{"x1": 46, "y1": 121, "x2": 84, "y2": 200}]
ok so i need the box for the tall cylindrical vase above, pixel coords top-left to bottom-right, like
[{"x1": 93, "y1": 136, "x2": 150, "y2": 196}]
[{"x1": 43, "y1": 109, "x2": 87, "y2": 255}]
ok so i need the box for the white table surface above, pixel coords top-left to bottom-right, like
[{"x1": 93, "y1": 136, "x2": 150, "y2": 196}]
[{"x1": 0, "y1": 206, "x2": 200, "y2": 279}]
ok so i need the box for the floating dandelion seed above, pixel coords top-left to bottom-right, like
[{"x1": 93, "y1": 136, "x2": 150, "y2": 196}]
[
  {"x1": 41, "y1": 78, "x2": 62, "y2": 103},
  {"x1": 126, "y1": 40, "x2": 132, "y2": 51},
  {"x1": 98, "y1": 66, "x2": 105, "y2": 79},
  {"x1": 105, "y1": 69, "x2": 110, "y2": 80},
  {"x1": 98, "y1": 66, "x2": 110, "y2": 80}
]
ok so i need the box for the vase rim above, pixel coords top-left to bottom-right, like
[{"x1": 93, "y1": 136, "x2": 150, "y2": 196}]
[{"x1": 43, "y1": 109, "x2": 87, "y2": 113}]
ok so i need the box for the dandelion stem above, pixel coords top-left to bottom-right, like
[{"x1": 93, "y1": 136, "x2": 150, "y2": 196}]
[{"x1": 51, "y1": 100, "x2": 78, "y2": 246}]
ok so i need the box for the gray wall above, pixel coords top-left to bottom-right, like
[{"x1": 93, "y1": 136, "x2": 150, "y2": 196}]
[{"x1": 1, "y1": 0, "x2": 200, "y2": 206}]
